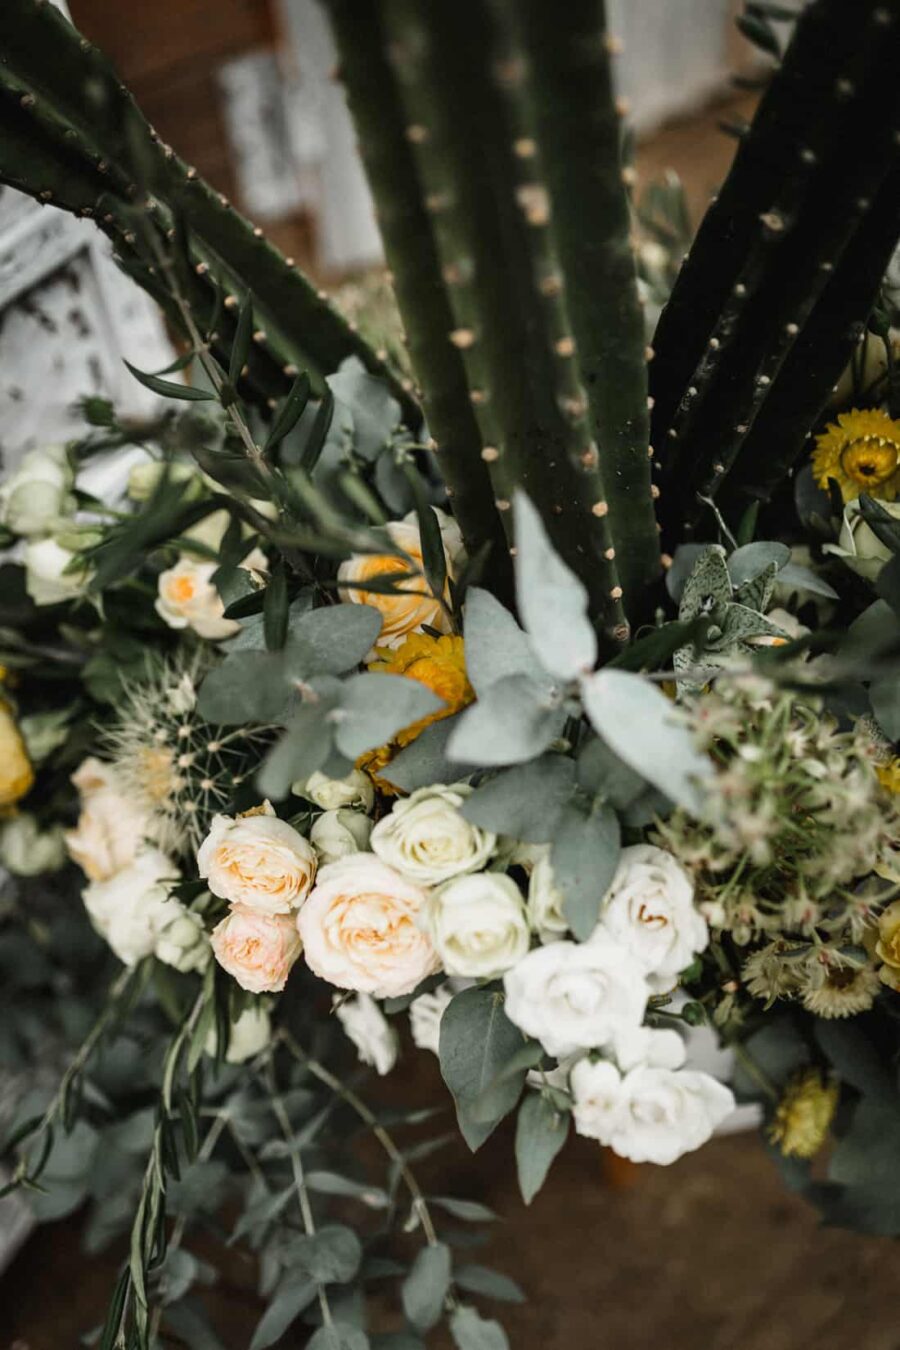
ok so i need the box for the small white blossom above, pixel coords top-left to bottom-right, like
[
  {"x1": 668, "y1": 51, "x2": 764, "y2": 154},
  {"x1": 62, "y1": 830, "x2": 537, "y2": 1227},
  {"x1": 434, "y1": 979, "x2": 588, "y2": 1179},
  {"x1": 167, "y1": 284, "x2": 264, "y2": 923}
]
[{"x1": 334, "y1": 993, "x2": 399, "y2": 1075}]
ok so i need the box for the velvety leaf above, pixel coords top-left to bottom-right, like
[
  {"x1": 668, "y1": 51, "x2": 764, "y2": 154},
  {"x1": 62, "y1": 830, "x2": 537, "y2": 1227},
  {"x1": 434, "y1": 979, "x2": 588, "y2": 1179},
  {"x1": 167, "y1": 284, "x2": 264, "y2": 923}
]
[
  {"x1": 460, "y1": 756, "x2": 575, "y2": 843},
  {"x1": 463, "y1": 587, "x2": 538, "y2": 697},
  {"x1": 550, "y1": 798, "x2": 620, "y2": 941},
  {"x1": 776, "y1": 562, "x2": 839, "y2": 600},
  {"x1": 256, "y1": 701, "x2": 336, "y2": 799},
  {"x1": 197, "y1": 651, "x2": 291, "y2": 725},
  {"x1": 726, "y1": 541, "x2": 790, "y2": 588},
  {"x1": 514, "y1": 1092, "x2": 570, "y2": 1205},
  {"x1": 449, "y1": 1306, "x2": 510, "y2": 1350},
  {"x1": 575, "y1": 737, "x2": 645, "y2": 808},
  {"x1": 439, "y1": 987, "x2": 525, "y2": 1151},
  {"x1": 581, "y1": 669, "x2": 713, "y2": 815},
  {"x1": 447, "y1": 675, "x2": 564, "y2": 767},
  {"x1": 334, "y1": 673, "x2": 443, "y2": 759},
  {"x1": 513, "y1": 492, "x2": 597, "y2": 680},
  {"x1": 401, "y1": 1242, "x2": 452, "y2": 1332}
]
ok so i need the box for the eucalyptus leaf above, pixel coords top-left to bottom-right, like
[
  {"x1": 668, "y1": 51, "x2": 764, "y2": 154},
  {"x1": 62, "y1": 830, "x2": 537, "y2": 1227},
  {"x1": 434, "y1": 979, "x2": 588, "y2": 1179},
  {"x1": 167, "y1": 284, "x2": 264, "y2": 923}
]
[
  {"x1": 513, "y1": 492, "x2": 597, "y2": 680},
  {"x1": 249, "y1": 1278, "x2": 318, "y2": 1350},
  {"x1": 284, "y1": 604, "x2": 383, "y2": 678},
  {"x1": 460, "y1": 756, "x2": 575, "y2": 843},
  {"x1": 381, "y1": 716, "x2": 478, "y2": 793},
  {"x1": 454, "y1": 1266, "x2": 525, "y2": 1304},
  {"x1": 401, "y1": 1242, "x2": 452, "y2": 1332},
  {"x1": 256, "y1": 700, "x2": 336, "y2": 799},
  {"x1": 327, "y1": 357, "x2": 401, "y2": 461},
  {"x1": 550, "y1": 797, "x2": 620, "y2": 941},
  {"x1": 463, "y1": 587, "x2": 540, "y2": 697},
  {"x1": 197, "y1": 651, "x2": 291, "y2": 726},
  {"x1": 287, "y1": 1225, "x2": 362, "y2": 1284},
  {"x1": 726, "y1": 540, "x2": 790, "y2": 587},
  {"x1": 447, "y1": 675, "x2": 564, "y2": 767},
  {"x1": 870, "y1": 675, "x2": 900, "y2": 741},
  {"x1": 439, "y1": 986, "x2": 525, "y2": 1150},
  {"x1": 515, "y1": 1092, "x2": 570, "y2": 1205},
  {"x1": 581, "y1": 669, "x2": 713, "y2": 815},
  {"x1": 776, "y1": 562, "x2": 839, "y2": 600},
  {"x1": 333, "y1": 673, "x2": 444, "y2": 759},
  {"x1": 307, "y1": 1326, "x2": 370, "y2": 1350},
  {"x1": 450, "y1": 1306, "x2": 510, "y2": 1350}
]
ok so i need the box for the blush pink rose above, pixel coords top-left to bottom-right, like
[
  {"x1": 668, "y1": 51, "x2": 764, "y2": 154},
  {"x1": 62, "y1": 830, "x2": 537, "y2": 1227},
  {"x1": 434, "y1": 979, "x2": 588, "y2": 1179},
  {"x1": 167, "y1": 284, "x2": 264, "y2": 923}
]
[{"x1": 211, "y1": 905, "x2": 302, "y2": 993}]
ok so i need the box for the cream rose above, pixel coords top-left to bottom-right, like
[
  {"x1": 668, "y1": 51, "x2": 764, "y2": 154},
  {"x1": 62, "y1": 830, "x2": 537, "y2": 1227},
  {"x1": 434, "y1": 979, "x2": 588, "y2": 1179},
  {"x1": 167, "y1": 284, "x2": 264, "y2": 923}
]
[
  {"x1": 334, "y1": 993, "x2": 399, "y2": 1075},
  {"x1": 503, "y1": 932, "x2": 649, "y2": 1058},
  {"x1": 205, "y1": 1004, "x2": 272, "y2": 1063},
  {"x1": 297, "y1": 854, "x2": 439, "y2": 998},
  {"x1": 211, "y1": 906, "x2": 302, "y2": 992},
  {"x1": 599, "y1": 845, "x2": 708, "y2": 993},
  {"x1": 409, "y1": 984, "x2": 455, "y2": 1056},
  {"x1": 337, "y1": 510, "x2": 463, "y2": 648},
  {"x1": 570, "y1": 1057, "x2": 735, "y2": 1165},
  {"x1": 371, "y1": 784, "x2": 496, "y2": 886},
  {"x1": 24, "y1": 537, "x2": 88, "y2": 606},
  {"x1": 824, "y1": 497, "x2": 900, "y2": 582},
  {"x1": 0, "y1": 444, "x2": 74, "y2": 537},
  {"x1": 82, "y1": 848, "x2": 181, "y2": 967},
  {"x1": 526, "y1": 850, "x2": 568, "y2": 943},
  {"x1": 0, "y1": 814, "x2": 66, "y2": 875},
  {"x1": 297, "y1": 769, "x2": 375, "y2": 813},
  {"x1": 155, "y1": 908, "x2": 210, "y2": 973},
  {"x1": 426, "y1": 872, "x2": 529, "y2": 978},
  {"x1": 310, "y1": 809, "x2": 373, "y2": 865},
  {"x1": 65, "y1": 757, "x2": 152, "y2": 882},
  {"x1": 198, "y1": 804, "x2": 317, "y2": 915},
  {"x1": 155, "y1": 546, "x2": 268, "y2": 641}
]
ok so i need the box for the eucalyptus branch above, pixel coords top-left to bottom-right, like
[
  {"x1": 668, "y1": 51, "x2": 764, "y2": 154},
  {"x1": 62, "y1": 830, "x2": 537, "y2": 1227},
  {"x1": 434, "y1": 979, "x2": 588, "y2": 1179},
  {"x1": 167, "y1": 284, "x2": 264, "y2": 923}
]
[
  {"x1": 264, "y1": 1058, "x2": 334, "y2": 1331},
  {"x1": 278, "y1": 1028, "x2": 439, "y2": 1246}
]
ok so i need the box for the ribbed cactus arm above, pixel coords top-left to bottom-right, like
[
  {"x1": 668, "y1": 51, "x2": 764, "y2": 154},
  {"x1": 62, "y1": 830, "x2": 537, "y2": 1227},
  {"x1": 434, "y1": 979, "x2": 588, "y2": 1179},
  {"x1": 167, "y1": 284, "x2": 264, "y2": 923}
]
[
  {"x1": 514, "y1": 0, "x2": 660, "y2": 605},
  {"x1": 379, "y1": 0, "x2": 628, "y2": 640},
  {"x1": 324, "y1": 0, "x2": 512, "y2": 584},
  {"x1": 0, "y1": 0, "x2": 412, "y2": 409}
]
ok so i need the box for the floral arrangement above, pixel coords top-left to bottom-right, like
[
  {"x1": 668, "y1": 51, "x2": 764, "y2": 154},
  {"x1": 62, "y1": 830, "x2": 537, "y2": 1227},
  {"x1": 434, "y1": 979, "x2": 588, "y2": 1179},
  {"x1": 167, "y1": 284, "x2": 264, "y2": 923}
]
[{"x1": 3, "y1": 1, "x2": 900, "y2": 1347}]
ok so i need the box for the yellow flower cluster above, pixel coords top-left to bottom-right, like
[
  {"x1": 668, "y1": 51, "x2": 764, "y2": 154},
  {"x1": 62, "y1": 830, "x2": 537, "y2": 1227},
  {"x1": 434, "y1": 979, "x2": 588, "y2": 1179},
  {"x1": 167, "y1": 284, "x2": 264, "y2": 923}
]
[
  {"x1": 768, "y1": 1069, "x2": 838, "y2": 1159},
  {"x1": 357, "y1": 633, "x2": 474, "y2": 794},
  {"x1": 813, "y1": 408, "x2": 900, "y2": 502}
]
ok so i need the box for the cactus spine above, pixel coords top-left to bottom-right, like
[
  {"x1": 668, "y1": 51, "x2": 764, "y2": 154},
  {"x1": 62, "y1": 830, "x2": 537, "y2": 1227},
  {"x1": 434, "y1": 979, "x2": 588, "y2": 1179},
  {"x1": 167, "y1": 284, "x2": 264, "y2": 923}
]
[{"x1": 650, "y1": 0, "x2": 900, "y2": 536}]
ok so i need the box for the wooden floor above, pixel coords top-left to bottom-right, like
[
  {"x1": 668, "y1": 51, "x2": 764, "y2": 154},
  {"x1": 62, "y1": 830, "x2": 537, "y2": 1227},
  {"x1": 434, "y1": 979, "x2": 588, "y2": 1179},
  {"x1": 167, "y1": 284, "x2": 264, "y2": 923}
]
[{"x1": 4, "y1": 1049, "x2": 900, "y2": 1350}]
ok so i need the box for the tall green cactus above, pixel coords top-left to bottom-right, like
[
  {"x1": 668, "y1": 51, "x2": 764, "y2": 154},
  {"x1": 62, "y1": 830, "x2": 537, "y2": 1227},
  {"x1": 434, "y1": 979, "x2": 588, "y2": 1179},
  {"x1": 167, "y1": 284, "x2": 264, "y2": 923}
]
[
  {"x1": 327, "y1": 0, "x2": 660, "y2": 639},
  {"x1": 0, "y1": 0, "x2": 413, "y2": 414},
  {"x1": 650, "y1": 0, "x2": 900, "y2": 537}
]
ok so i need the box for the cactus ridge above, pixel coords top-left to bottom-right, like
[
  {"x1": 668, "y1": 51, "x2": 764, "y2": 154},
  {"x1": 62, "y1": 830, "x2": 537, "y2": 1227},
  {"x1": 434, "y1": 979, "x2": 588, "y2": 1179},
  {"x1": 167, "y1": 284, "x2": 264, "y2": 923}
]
[{"x1": 651, "y1": 0, "x2": 900, "y2": 536}]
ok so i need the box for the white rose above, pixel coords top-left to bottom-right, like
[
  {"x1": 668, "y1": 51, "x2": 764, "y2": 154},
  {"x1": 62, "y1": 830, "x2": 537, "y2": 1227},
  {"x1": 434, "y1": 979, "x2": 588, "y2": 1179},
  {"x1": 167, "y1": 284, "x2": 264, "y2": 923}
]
[
  {"x1": 0, "y1": 814, "x2": 66, "y2": 875},
  {"x1": 310, "y1": 809, "x2": 373, "y2": 865},
  {"x1": 824, "y1": 497, "x2": 900, "y2": 582},
  {"x1": 128, "y1": 459, "x2": 199, "y2": 503},
  {"x1": 65, "y1": 757, "x2": 152, "y2": 882},
  {"x1": 205, "y1": 1003, "x2": 272, "y2": 1064},
  {"x1": 526, "y1": 850, "x2": 568, "y2": 943},
  {"x1": 0, "y1": 444, "x2": 74, "y2": 536},
  {"x1": 427, "y1": 872, "x2": 529, "y2": 978},
  {"x1": 503, "y1": 932, "x2": 649, "y2": 1058},
  {"x1": 198, "y1": 803, "x2": 317, "y2": 915},
  {"x1": 371, "y1": 784, "x2": 495, "y2": 886},
  {"x1": 155, "y1": 546, "x2": 268, "y2": 641},
  {"x1": 599, "y1": 844, "x2": 708, "y2": 993},
  {"x1": 24, "y1": 537, "x2": 88, "y2": 606},
  {"x1": 297, "y1": 769, "x2": 375, "y2": 813},
  {"x1": 570, "y1": 1057, "x2": 735, "y2": 1165},
  {"x1": 334, "y1": 993, "x2": 399, "y2": 1075},
  {"x1": 408, "y1": 984, "x2": 455, "y2": 1056},
  {"x1": 82, "y1": 848, "x2": 181, "y2": 966},
  {"x1": 297, "y1": 853, "x2": 439, "y2": 998},
  {"x1": 611, "y1": 1024, "x2": 687, "y2": 1073},
  {"x1": 155, "y1": 907, "x2": 210, "y2": 973}
]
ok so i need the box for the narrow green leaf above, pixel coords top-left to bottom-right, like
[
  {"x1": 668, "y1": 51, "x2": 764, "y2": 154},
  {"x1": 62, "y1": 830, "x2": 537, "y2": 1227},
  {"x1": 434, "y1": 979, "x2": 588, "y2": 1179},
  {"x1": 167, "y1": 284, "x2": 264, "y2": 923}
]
[
  {"x1": 263, "y1": 565, "x2": 289, "y2": 652},
  {"x1": 123, "y1": 359, "x2": 215, "y2": 402},
  {"x1": 265, "y1": 371, "x2": 313, "y2": 453},
  {"x1": 229, "y1": 292, "x2": 254, "y2": 386}
]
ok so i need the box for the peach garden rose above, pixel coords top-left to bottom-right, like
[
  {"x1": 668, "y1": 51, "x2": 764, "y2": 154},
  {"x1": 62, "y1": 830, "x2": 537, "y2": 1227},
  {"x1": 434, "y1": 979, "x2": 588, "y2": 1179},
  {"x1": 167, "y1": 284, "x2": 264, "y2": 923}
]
[
  {"x1": 210, "y1": 906, "x2": 302, "y2": 993},
  {"x1": 297, "y1": 853, "x2": 440, "y2": 998},
  {"x1": 198, "y1": 803, "x2": 317, "y2": 916}
]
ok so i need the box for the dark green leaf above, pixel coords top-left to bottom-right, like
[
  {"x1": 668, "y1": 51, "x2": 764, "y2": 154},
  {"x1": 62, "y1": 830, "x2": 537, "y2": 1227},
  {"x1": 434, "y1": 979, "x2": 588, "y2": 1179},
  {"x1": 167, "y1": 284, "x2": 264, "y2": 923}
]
[
  {"x1": 514, "y1": 1091, "x2": 570, "y2": 1205},
  {"x1": 124, "y1": 359, "x2": 216, "y2": 402},
  {"x1": 229, "y1": 292, "x2": 254, "y2": 386},
  {"x1": 263, "y1": 565, "x2": 289, "y2": 652},
  {"x1": 265, "y1": 372, "x2": 313, "y2": 454}
]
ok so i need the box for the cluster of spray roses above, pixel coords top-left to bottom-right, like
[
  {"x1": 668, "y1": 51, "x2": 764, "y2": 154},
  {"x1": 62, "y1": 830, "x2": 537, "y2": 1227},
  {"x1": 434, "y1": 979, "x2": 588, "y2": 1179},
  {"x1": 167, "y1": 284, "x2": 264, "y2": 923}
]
[{"x1": 188, "y1": 776, "x2": 735, "y2": 1167}]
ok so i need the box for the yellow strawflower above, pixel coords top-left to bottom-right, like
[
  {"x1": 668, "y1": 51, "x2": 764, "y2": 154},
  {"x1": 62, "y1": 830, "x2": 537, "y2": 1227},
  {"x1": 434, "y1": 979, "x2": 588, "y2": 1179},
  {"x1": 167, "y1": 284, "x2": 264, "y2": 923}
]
[
  {"x1": 812, "y1": 408, "x2": 900, "y2": 502},
  {"x1": 768, "y1": 1068, "x2": 838, "y2": 1160},
  {"x1": 357, "y1": 633, "x2": 475, "y2": 793},
  {"x1": 876, "y1": 758, "x2": 900, "y2": 794},
  {"x1": 0, "y1": 701, "x2": 35, "y2": 808}
]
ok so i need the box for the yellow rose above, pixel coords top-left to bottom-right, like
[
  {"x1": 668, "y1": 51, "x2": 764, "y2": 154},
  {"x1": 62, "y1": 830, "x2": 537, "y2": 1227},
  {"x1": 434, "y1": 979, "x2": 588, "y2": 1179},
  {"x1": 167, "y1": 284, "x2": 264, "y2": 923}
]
[
  {"x1": 0, "y1": 702, "x2": 34, "y2": 808},
  {"x1": 337, "y1": 511, "x2": 463, "y2": 648},
  {"x1": 297, "y1": 853, "x2": 440, "y2": 997},
  {"x1": 876, "y1": 899, "x2": 900, "y2": 971},
  {"x1": 211, "y1": 906, "x2": 302, "y2": 993},
  {"x1": 198, "y1": 802, "x2": 317, "y2": 915}
]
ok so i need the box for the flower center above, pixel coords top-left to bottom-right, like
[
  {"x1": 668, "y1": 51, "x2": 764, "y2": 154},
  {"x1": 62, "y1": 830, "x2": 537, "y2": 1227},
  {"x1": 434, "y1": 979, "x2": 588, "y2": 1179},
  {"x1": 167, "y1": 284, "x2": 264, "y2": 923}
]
[{"x1": 840, "y1": 437, "x2": 899, "y2": 487}]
